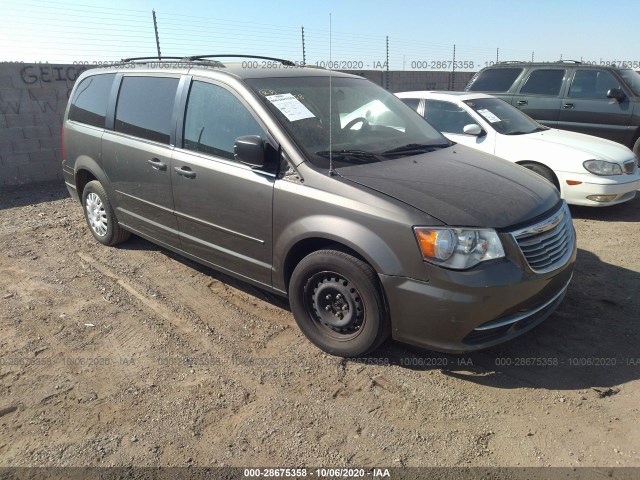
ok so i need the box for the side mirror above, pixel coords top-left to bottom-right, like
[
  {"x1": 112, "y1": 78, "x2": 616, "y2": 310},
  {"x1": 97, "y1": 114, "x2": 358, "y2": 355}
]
[
  {"x1": 463, "y1": 124, "x2": 484, "y2": 136},
  {"x1": 607, "y1": 88, "x2": 626, "y2": 103},
  {"x1": 234, "y1": 135, "x2": 266, "y2": 168}
]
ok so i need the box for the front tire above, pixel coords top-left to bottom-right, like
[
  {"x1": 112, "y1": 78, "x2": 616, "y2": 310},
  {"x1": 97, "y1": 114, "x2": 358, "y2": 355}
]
[
  {"x1": 289, "y1": 249, "x2": 390, "y2": 357},
  {"x1": 633, "y1": 136, "x2": 640, "y2": 159},
  {"x1": 82, "y1": 180, "x2": 130, "y2": 246},
  {"x1": 521, "y1": 162, "x2": 559, "y2": 190}
]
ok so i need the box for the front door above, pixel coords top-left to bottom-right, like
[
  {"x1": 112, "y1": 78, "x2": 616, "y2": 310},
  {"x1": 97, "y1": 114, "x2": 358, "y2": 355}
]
[{"x1": 171, "y1": 79, "x2": 275, "y2": 287}]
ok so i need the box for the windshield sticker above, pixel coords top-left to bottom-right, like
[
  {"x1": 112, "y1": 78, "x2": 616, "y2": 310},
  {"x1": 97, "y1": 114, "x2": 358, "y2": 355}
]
[
  {"x1": 265, "y1": 93, "x2": 315, "y2": 122},
  {"x1": 477, "y1": 108, "x2": 501, "y2": 123}
]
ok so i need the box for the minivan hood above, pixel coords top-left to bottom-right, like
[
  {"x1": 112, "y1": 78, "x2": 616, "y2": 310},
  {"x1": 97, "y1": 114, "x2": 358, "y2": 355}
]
[{"x1": 337, "y1": 145, "x2": 559, "y2": 228}]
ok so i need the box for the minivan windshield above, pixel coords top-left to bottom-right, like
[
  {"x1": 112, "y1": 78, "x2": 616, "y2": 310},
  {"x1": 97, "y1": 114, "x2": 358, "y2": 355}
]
[
  {"x1": 464, "y1": 97, "x2": 547, "y2": 135},
  {"x1": 245, "y1": 76, "x2": 450, "y2": 168},
  {"x1": 619, "y1": 69, "x2": 640, "y2": 96}
]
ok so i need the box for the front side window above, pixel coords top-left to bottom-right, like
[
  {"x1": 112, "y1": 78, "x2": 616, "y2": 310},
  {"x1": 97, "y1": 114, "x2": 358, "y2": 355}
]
[
  {"x1": 399, "y1": 98, "x2": 420, "y2": 111},
  {"x1": 115, "y1": 76, "x2": 179, "y2": 144},
  {"x1": 68, "y1": 74, "x2": 116, "y2": 127},
  {"x1": 423, "y1": 100, "x2": 476, "y2": 134},
  {"x1": 619, "y1": 69, "x2": 640, "y2": 96},
  {"x1": 183, "y1": 81, "x2": 265, "y2": 160},
  {"x1": 568, "y1": 70, "x2": 621, "y2": 98},
  {"x1": 519, "y1": 69, "x2": 565, "y2": 96},
  {"x1": 466, "y1": 68, "x2": 523, "y2": 92}
]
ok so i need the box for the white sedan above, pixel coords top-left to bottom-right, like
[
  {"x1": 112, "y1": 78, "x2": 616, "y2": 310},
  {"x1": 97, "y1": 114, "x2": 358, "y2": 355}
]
[{"x1": 396, "y1": 91, "x2": 640, "y2": 206}]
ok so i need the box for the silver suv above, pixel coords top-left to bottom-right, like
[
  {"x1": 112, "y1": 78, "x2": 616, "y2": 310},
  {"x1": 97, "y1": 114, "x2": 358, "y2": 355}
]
[{"x1": 62, "y1": 55, "x2": 576, "y2": 357}]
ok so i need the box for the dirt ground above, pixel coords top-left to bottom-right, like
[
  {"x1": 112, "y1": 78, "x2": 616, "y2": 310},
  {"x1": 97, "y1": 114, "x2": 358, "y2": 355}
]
[{"x1": 0, "y1": 182, "x2": 639, "y2": 469}]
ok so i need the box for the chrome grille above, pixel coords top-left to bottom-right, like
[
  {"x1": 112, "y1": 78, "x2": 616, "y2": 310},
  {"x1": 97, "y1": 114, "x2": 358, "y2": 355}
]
[
  {"x1": 511, "y1": 202, "x2": 574, "y2": 273},
  {"x1": 623, "y1": 159, "x2": 636, "y2": 175}
]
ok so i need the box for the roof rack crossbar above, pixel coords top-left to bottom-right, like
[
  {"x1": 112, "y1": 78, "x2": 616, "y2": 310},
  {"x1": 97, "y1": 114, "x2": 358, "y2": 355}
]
[{"x1": 186, "y1": 54, "x2": 296, "y2": 66}]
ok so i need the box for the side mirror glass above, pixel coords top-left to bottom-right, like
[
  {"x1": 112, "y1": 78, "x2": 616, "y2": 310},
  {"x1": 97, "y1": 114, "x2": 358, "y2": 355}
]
[
  {"x1": 606, "y1": 88, "x2": 626, "y2": 103},
  {"x1": 234, "y1": 135, "x2": 266, "y2": 168},
  {"x1": 463, "y1": 124, "x2": 483, "y2": 136}
]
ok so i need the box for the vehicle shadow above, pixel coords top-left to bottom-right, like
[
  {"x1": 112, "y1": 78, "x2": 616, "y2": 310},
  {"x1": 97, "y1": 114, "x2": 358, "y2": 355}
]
[
  {"x1": 375, "y1": 247, "x2": 640, "y2": 391},
  {"x1": 569, "y1": 190, "x2": 640, "y2": 222},
  {"x1": 0, "y1": 181, "x2": 69, "y2": 210},
  {"x1": 118, "y1": 230, "x2": 639, "y2": 392}
]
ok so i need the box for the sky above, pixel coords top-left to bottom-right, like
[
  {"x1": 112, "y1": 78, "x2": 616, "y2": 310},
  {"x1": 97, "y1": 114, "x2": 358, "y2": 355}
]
[{"x1": 1, "y1": 0, "x2": 639, "y2": 70}]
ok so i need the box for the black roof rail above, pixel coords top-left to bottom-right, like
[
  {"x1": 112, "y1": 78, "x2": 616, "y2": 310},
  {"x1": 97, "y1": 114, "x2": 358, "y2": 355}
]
[
  {"x1": 186, "y1": 54, "x2": 296, "y2": 66},
  {"x1": 121, "y1": 56, "x2": 186, "y2": 62}
]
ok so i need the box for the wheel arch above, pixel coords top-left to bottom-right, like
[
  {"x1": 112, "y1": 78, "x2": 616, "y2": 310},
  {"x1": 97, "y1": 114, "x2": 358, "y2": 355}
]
[
  {"x1": 516, "y1": 160, "x2": 561, "y2": 191},
  {"x1": 275, "y1": 216, "x2": 406, "y2": 294}
]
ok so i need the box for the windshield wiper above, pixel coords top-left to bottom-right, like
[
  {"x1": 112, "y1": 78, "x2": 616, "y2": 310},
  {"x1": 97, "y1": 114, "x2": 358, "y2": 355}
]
[
  {"x1": 381, "y1": 143, "x2": 450, "y2": 158},
  {"x1": 504, "y1": 130, "x2": 535, "y2": 136},
  {"x1": 315, "y1": 149, "x2": 384, "y2": 164}
]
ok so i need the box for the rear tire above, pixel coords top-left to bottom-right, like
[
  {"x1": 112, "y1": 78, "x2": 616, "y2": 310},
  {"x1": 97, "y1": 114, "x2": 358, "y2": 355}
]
[
  {"x1": 82, "y1": 180, "x2": 130, "y2": 246},
  {"x1": 521, "y1": 162, "x2": 559, "y2": 190},
  {"x1": 289, "y1": 249, "x2": 390, "y2": 357}
]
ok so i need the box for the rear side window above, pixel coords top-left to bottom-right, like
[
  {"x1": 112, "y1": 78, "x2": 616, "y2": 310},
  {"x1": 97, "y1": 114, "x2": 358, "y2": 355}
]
[
  {"x1": 68, "y1": 74, "x2": 116, "y2": 128},
  {"x1": 568, "y1": 70, "x2": 621, "y2": 98},
  {"x1": 115, "y1": 76, "x2": 179, "y2": 144},
  {"x1": 519, "y1": 69, "x2": 565, "y2": 95},
  {"x1": 467, "y1": 68, "x2": 522, "y2": 92},
  {"x1": 183, "y1": 81, "x2": 265, "y2": 160}
]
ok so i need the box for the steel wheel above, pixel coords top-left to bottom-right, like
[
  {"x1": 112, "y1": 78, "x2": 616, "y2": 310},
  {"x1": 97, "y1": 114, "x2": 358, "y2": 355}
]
[
  {"x1": 289, "y1": 249, "x2": 390, "y2": 357},
  {"x1": 306, "y1": 271, "x2": 366, "y2": 339}
]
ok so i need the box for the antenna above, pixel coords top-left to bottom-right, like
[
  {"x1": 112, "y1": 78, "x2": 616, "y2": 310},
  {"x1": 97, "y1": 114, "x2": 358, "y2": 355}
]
[{"x1": 328, "y1": 13, "x2": 334, "y2": 176}]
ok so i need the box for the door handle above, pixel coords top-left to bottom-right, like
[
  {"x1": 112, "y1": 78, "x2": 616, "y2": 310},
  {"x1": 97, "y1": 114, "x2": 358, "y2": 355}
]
[
  {"x1": 174, "y1": 166, "x2": 196, "y2": 179},
  {"x1": 517, "y1": 100, "x2": 528, "y2": 106},
  {"x1": 562, "y1": 103, "x2": 575, "y2": 109},
  {"x1": 147, "y1": 158, "x2": 167, "y2": 171}
]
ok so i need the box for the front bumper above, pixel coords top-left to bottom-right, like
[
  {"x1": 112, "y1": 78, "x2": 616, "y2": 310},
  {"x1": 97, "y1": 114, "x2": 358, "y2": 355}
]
[
  {"x1": 557, "y1": 170, "x2": 640, "y2": 207},
  {"x1": 380, "y1": 239, "x2": 576, "y2": 353}
]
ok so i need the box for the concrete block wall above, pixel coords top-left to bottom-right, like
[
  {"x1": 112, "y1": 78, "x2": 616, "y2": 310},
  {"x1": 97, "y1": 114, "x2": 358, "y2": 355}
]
[
  {"x1": 0, "y1": 63, "x2": 87, "y2": 187},
  {"x1": 0, "y1": 63, "x2": 475, "y2": 188}
]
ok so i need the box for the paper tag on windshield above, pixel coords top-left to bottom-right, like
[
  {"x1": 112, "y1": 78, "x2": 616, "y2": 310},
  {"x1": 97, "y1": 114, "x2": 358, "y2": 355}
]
[
  {"x1": 265, "y1": 93, "x2": 315, "y2": 122},
  {"x1": 478, "y1": 108, "x2": 501, "y2": 123}
]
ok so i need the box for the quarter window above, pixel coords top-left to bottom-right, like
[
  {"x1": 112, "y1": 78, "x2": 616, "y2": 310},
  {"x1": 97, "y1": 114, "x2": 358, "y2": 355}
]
[
  {"x1": 68, "y1": 74, "x2": 116, "y2": 128},
  {"x1": 519, "y1": 69, "x2": 565, "y2": 96},
  {"x1": 467, "y1": 68, "x2": 522, "y2": 92},
  {"x1": 183, "y1": 81, "x2": 265, "y2": 160},
  {"x1": 568, "y1": 70, "x2": 621, "y2": 98},
  {"x1": 423, "y1": 100, "x2": 476, "y2": 134},
  {"x1": 115, "y1": 76, "x2": 179, "y2": 144}
]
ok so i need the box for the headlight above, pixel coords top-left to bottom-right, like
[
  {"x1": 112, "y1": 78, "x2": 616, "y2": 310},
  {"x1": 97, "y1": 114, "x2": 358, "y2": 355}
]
[
  {"x1": 414, "y1": 227, "x2": 505, "y2": 270},
  {"x1": 583, "y1": 160, "x2": 623, "y2": 176}
]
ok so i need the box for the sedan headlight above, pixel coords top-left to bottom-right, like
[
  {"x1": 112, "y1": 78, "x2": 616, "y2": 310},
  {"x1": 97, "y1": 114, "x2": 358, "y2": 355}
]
[
  {"x1": 414, "y1": 227, "x2": 505, "y2": 270},
  {"x1": 583, "y1": 160, "x2": 623, "y2": 176}
]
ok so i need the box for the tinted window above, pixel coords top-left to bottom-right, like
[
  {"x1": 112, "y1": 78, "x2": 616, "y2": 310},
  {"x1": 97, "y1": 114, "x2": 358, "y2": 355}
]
[
  {"x1": 424, "y1": 100, "x2": 476, "y2": 134},
  {"x1": 183, "y1": 81, "x2": 265, "y2": 160},
  {"x1": 115, "y1": 76, "x2": 179, "y2": 144},
  {"x1": 467, "y1": 68, "x2": 522, "y2": 92},
  {"x1": 519, "y1": 69, "x2": 565, "y2": 95},
  {"x1": 68, "y1": 74, "x2": 115, "y2": 127},
  {"x1": 400, "y1": 98, "x2": 420, "y2": 111},
  {"x1": 568, "y1": 70, "x2": 621, "y2": 98},
  {"x1": 619, "y1": 69, "x2": 640, "y2": 96}
]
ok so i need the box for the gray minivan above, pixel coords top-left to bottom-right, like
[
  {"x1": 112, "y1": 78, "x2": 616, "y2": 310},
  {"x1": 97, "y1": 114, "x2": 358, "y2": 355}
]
[{"x1": 62, "y1": 56, "x2": 576, "y2": 357}]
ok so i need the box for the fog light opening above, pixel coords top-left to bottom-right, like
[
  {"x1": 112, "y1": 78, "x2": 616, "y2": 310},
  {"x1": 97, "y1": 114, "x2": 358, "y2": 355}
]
[{"x1": 586, "y1": 194, "x2": 617, "y2": 202}]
